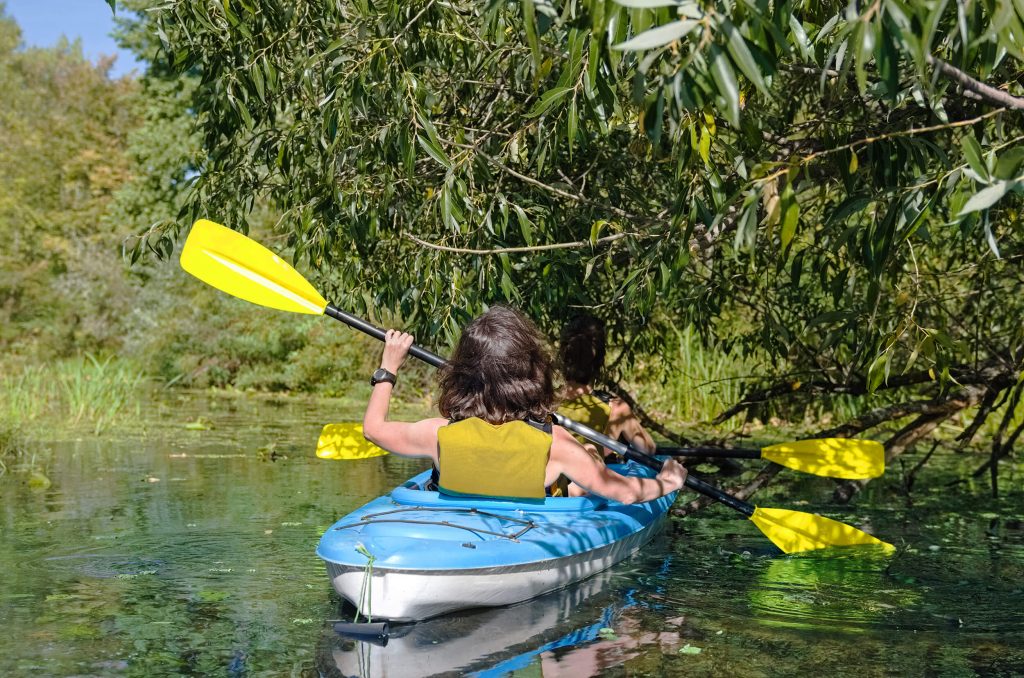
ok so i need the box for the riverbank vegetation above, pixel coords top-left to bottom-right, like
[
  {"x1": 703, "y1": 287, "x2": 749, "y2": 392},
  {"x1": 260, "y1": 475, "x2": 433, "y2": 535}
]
[
  {"x1": 127, "y1": 0, "x2": 1022, "y2": 502},
  {"x1": 2, "y1": 3, "x2": 1022, "y2": 504}
]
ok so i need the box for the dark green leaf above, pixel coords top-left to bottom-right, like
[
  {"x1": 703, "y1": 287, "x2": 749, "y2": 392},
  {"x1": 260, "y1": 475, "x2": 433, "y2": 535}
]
[
  {"x1": 527, "y1": 87, "x2": 573, "y2": 118},
  {"x1": 417, "y1": 134, "x2": 452, "y2": 170}
]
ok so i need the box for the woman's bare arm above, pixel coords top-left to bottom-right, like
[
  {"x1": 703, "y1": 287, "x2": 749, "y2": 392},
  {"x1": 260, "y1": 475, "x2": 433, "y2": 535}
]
[
  {"x1": 548, "y1": 426, "x2": 685, "y2": 504},
  {"x1": 361, "y1": 329, "x2": 445, "y2": 462},
  {"x1": 607, "y1": 398, "x2": 656, "y2": 453}
]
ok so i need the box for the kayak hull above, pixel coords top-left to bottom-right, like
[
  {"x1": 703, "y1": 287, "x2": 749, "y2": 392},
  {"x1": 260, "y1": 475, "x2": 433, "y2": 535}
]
[{"x1": 316, "y1": 463, "x2": 675, "y2": 621}]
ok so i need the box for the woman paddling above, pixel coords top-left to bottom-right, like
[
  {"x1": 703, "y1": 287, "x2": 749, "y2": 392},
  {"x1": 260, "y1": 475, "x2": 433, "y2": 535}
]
[
  {"x1": 558, "y1": 314, "x2": 656, "y2": 460},
  {"x1": 362, "y1": 306, "x2": 686, "y2": 503}
]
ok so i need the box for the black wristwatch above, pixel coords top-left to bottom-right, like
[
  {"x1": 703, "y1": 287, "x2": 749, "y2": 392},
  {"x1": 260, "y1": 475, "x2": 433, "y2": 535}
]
[{"x1": 370, "y1": 367, "x2": 397, "y2": 387}]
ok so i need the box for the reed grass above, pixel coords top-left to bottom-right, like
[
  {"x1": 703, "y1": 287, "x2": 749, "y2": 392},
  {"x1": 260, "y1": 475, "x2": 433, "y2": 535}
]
[
  {"x1": 0, "y1": 355, "x2": 145, "y2": 456},
  {"x1": 630, "y1": 325, "x2": 760, "y2": 426}
]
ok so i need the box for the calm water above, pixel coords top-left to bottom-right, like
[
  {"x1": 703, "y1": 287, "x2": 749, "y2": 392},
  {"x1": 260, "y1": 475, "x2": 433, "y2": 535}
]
[{"x1": 2, "y1": 393, "x2": 1022, "y2": 676}]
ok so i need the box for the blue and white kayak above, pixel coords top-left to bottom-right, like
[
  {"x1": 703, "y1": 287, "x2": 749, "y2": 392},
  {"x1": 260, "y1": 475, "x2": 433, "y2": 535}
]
[{"x1": 316, "y1": 462, "x2": 676, "y2": 621}]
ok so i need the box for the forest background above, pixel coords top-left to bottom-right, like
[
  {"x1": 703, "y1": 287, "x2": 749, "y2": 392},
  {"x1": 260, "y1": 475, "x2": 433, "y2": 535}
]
[{"x1": 1, "y1": 0, "x2": 1022, "y2": 505}]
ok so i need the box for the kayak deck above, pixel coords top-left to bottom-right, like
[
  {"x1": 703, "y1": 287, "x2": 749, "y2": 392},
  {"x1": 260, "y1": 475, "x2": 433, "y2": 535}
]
[{"x1": 316, "y1": 462, "x2": 675, "y2": 621}]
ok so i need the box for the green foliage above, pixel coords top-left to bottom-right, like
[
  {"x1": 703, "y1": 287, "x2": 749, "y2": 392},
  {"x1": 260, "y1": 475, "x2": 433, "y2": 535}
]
[
  {"x1": 0, "y1": 355, "x2": 144, "y2": 439},
  {"x1": 631, "y1": 324, "x2": 760, "y2": 425},
  {"x1": 131, "y1": 0, "x2": 1022, "y2": 417},
  {"x1": 0, "y1": 7, "x2": 139, "y2": 359},
  {"x1": 0, "y1": 7, "x2": 390, "y2": 432},
  {"x1": 107, "y1": 0, "x2": 201, "y2": 242}
]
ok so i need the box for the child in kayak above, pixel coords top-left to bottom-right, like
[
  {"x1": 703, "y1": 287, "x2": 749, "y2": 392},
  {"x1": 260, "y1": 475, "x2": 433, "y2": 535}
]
[
  {"x1": 362, "y1": 306, "x2": 686, "y2": 503},
  {"x1": 558, "y1": 314, "x2": 656, "y2": 459}
]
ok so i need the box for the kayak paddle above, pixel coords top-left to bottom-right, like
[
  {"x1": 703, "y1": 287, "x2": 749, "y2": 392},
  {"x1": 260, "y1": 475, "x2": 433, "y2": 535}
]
[
  {"x1": 658, "y1": 439, "x2": 883, "y2": 480},
  {"x1": 180, "y1": 218, "x2": 893, "y2": 554},
  {"x1": 317, "y1": 423, "x2": 388, "y2": 460},
  {"x1": 316, "y1": 423, "x2": 883, "y2": 480}
]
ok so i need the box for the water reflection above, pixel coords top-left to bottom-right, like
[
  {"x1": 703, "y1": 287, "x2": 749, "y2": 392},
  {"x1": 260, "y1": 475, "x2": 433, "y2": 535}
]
[
  {"x1": 321, "y1": 568, "x2": 621, "y2": 677},
  {"x1": 318, "y1": 545, "x2": 712, "y2": 678},
  {"x1": 749, "y1": 548, "x2": 912, "y2": 631},
  {"x1": 3, "y1": 393, "x2": 1024, "y2": 675}
]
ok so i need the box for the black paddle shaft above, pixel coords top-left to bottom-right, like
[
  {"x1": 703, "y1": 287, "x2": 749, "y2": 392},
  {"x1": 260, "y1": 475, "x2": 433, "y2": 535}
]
[
  {"x1": 325, "y1": 304, "x2": 447, "y2": 369},
  {"x1": 659, "y1": 446, "x2": 762, "y2": 459},
  {"x1": 324, "y1": 302, "x2": 756, "y2": 517},
  {"x1": 552, "y1": 415, "x2": 756, "y2": 517}
]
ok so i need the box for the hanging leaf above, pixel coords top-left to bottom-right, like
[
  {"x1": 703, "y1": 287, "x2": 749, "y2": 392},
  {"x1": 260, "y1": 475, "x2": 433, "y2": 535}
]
[
  {"x1": 709, "y1": 44, "x2": 740, "y2": 127},
  {"x1": 514, "y1": 205, "x2": 535, "y2": 245},
  {"x1": 960, "y1": 134, "x2": 989, "y2": 182},
  {"x1": 417, "y1": 135, "x2": 452, "y2": 170},
  {"x1": 867, "y1": 351, "x2": 890, "y2": 393},
  {"x1": 853, "y1": 20, "x2": 876, "y2": 94},
  {"x1": 722, "y1": 19, "x2": 767, "y2": 95},
  {"x1": 958, "y1": 180, "x2": 1013, "y2": 216},
  {"x1": 780, "y1": 184, "x2": 799, "y2": 250},
  {"x1": 613, "y1": 19, "x2": 700, "y2": 51},
  {"x1": 983, "y1": 214, "x2": 1001, "y2": 259}
]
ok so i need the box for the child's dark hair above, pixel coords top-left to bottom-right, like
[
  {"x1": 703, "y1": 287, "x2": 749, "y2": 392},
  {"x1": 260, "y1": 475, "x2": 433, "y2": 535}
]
[
  {"x1": 559, "y1": 315, "x2": 606, "y2": 386},
  {"x1": 438, "y1": 306, "x2": 555, "y2": 424}
]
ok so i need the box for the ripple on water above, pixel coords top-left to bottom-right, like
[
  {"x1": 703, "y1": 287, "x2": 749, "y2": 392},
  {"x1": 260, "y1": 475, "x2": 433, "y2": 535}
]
[
  {"x1": 41, "y1": 530, "x2": 327, "y2": 585},
  {"x1": 43, "y1": 552, "x2": 166, "y2": 579}
]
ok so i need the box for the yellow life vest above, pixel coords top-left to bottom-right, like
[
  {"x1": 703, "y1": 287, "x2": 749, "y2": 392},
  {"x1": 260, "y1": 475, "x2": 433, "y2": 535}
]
[
  {"x1": 436, "y1": 418, "x2": 551, "y2": 500},
  {"x1": 552, "y1": 393, "x2": 614, "y2": 496},
  {"x1": 558, "y1": 392, "x2": 612, "y2": 437}
]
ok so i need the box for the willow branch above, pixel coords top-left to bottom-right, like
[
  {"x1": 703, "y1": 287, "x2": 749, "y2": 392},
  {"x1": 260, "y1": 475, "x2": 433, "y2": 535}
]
[
  {"x1": 833, "y1": 384, "x2": 988, "y2": 503},
  {"x1": 403, "y1": 230, "x2": 639, "y2": 254},
  {"x1": 927, "y1": 56, "x2": 1024, "y2": 111},
  {"x1": 753, "y1": 108, "x2": 1008, "y2": 186},
  {"x1": 441, "y1": 137, "x2": 642, "y2": 220},
  {"x1": 714, "y1": 364, "x2": 1017, "y2": 425}
]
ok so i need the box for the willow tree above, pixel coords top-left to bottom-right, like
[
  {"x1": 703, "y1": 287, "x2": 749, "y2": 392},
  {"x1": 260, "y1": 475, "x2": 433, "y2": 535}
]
[{"x1": 123, "y1": 1, "x2": 1024, "y2": 498}]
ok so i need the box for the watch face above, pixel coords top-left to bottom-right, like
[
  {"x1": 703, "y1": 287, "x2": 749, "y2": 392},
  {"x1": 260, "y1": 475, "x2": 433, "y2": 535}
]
[{"x1": 371, "y1": 368, "x2": 395, "y2": 385}]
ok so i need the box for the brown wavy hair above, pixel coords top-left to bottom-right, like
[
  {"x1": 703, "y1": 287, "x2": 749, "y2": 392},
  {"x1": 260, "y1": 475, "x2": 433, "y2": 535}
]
[
  {"x1": 559, "y1": 314, "x2": 606, "y2": 386},
  {"x1": 438, "y1": 306, "x2": 555, "y2": 424}
]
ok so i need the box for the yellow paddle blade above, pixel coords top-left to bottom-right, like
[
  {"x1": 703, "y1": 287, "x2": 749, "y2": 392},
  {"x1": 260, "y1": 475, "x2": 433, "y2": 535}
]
[
  {"x1": 749, "y1": 507, "x2": 894, "y2": 555},
  {"x1": 316, "y1": 423, "x2": 389, "y2": 460},
  {"x1": 762, "y1": 438, "x2": 885, "y2": 480},
  {"x1": 180, "y1": 219, "x2": 328, "y2": 315}
]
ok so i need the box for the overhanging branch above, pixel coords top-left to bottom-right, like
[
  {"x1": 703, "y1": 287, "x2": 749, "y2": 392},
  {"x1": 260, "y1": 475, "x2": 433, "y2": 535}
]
[
  {"x1": 927, "y1": 56, "x2": 1024, "y2": 112},
  {"x1": 403, "y1": 230, "x2": 641, "y2": 254}
]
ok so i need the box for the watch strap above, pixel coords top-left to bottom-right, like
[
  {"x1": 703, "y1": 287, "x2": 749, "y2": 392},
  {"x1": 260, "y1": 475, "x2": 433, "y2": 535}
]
[{"x1": 370, "y1": 368, "x2": 397, "y2": 386}]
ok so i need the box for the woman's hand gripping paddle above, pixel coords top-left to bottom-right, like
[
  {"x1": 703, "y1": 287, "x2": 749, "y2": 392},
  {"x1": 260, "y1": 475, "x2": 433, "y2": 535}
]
[{"x1": 180, "y1": 219, "x2": 893, "y2": 554}]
